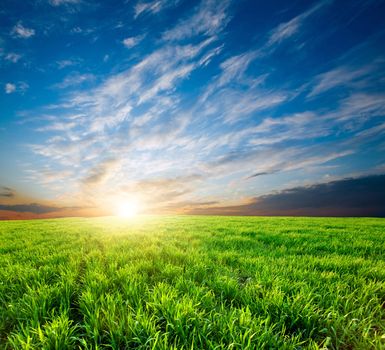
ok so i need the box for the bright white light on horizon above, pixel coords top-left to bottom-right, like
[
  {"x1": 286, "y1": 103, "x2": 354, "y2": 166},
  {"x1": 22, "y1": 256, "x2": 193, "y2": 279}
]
[{"x1": 115, "y1": 199, "x2": 140, "y2": 218}]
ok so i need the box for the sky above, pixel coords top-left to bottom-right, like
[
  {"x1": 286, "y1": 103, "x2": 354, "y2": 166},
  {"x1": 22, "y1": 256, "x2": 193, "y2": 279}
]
[{"x1": 1, "y1": 0, "x2": 385, "y2": 219}]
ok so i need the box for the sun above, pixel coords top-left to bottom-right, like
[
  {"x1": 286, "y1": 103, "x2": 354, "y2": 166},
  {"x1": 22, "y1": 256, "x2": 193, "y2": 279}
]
[{"x1": 115, "y1": 199, "x2": 140, "y2": 218}]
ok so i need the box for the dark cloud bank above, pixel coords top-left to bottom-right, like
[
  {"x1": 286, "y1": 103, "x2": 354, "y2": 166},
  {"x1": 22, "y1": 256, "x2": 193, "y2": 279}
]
[
  {"x1": 0, "y1": 203, "x2": 63, "y2": 214},
  {"x1": 190, "y1": 174, "x2": 385, "y2": 217},
  {"x1": 0, "y1": 186, "x2": 15, "y2": 198}
]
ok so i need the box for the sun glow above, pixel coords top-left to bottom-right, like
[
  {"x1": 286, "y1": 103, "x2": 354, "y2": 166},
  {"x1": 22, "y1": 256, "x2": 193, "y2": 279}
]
[{"x1": 115, "y1": 199, "x2": 140, "y2": 218}]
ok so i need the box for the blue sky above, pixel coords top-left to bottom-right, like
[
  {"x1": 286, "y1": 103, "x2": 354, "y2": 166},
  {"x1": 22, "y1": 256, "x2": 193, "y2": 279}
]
[{"x1": 1, "y1": 0, "x2": 385, "y2": 218}]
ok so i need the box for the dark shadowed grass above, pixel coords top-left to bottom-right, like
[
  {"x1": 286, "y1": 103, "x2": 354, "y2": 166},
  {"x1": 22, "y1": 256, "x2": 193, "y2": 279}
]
[{"x1": 0, "y1": 216, "x2": 384, "y2": 349}]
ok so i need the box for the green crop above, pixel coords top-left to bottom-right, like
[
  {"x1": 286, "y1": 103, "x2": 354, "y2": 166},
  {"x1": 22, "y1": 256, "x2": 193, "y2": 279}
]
[{"x1": 0, "y1": 216, "x2": 384, "y2": 349}]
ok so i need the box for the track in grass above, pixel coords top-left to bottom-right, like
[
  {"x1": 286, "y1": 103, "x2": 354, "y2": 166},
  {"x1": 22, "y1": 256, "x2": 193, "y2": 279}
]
[{"x1": 0, "y1": 216, "x2": 384, "y2": 349}]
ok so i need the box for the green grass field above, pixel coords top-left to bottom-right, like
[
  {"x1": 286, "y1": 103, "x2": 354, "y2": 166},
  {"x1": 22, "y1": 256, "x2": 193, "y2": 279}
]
[{"x1": 0, "y1": 216, "x2": 384, "y2": 349}]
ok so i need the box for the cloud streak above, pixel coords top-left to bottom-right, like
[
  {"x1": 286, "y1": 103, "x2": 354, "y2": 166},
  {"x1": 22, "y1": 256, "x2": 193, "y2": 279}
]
[
  {"x1": 267, "y1": 0, "x2": 331, "y2": 47},
  {"x1": 0, "y1": 187, "x2": 15, "y2": 198},
  {"x1": 4, "y1": 82, "x2": 29, "y2": 94},
  {"x1": 5, "y1": 53, "x2": 21, "y2": 63},
  {"x1": 308, "y1": 62, "x2": 382, "y2": 97},
  {"x1": 122, "y1": 35, "x2": 144, "y2": 48},
  {"x1": 11, "y1": 22, "x2": 35, "y2": 38},
  {"x1": 162, "y1": 0, "x2": 231, "y2": 41},
  {"x1": 49, "y1": 0, "x2": 81, "y2": 6}
]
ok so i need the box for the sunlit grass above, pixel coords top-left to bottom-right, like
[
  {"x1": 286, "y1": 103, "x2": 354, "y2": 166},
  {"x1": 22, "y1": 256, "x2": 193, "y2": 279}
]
[{"x1": 0, "y1": 216, "x2": 384, "y2": 349}]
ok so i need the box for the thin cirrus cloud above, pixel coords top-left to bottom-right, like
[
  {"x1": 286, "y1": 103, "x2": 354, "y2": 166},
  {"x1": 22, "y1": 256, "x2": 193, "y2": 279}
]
[
  {"x1": 53, "y1": 73, "x2": 95, "y2": 89},
  {"x1": 48, "y1": 0, "x2": 81, "y2": 6},
  {"x1": 56, "y1": 58, "x2": 82, "y2": 69},
  {"x1": 134, "y1": 0, "x2": 163, "y2": 18},
  {"x1": 82, "y1": 158, "x2": 119, "y2": 185},
  {"x1": 4, "y1": 82, "x2": 29, "y2": 94},
  {"x1": 122, "y1": 35, "x2": 144, "y2": 48},
  {"x1": 162, "y1": 0, "x2": 231, "y2": 41},
  {"x1": 308, "y1": 63, "x2": 381, "y2": 97},
  {"x1": 199, "y1": 50, "x2": 260, "y2": 103},
  {"x1": 11, "y1": 22, "x2": 35, "y2": 38},
  {"x1": 134, "y1": 0, "x2": 179, "y2": 18},
  {"x1": 5, "y1": 53, "x2": 22, "y2": 63},
  {"x1": 266, "y1": 0, "x2": 331, "y2": 47}
]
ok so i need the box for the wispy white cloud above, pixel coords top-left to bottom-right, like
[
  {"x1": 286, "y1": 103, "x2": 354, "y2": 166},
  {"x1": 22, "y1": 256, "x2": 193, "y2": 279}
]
[
  {"x1": 267, "y1": 0, "x2": 331, "y2": 47},
  {"x1": 56, "y1": 58, "x2": 82, "y2": 69},
  {"x1": 207, "y1": 89, "x2": 288, "y2": 124},
  {"x1": 49, "y1": 0, "x2": 81, "y2": 5},
  {"x1": 24, "y1": 167, "x2": 75, "y2": 188},
  {"x1": 193, "y1": 49, "x2": 288, "y2": 126},
  {"x1": 4, "y1": 82, "x2": 28, "y2": 94},
  {"x1": 122, "y1": 35, "x2": 144, "y2": 48},
  {"x1": 198, "y1": 44, "x2": 224, "y2": 66},
  {"x1": 201, "y1": 113, "x2": 323, "y2": 157},
  {"x1": 36, "y1": 121, "x2": 77, "y2": 132},
  {"x1": 71, "y1": 27, "x2": 83, "y2": 34},
  {"x1": 20, "y1": 2, "x2": 234, "y2": 202},
  {"x1": 5, "y1": 83, "x2": 16, "y2": 94},
  {"x1": 70, "y1": 27, "x2": 96, "y2": 35},
  {"x1": 11, "y1": 22, "x2": 35, "y2": 39},
  {"x1": 134, "y1": 0, "x2": 175, "y2": 18},
  {"x1": 207, "y1": 141, "x2": 353, "y2": 185},
  {"x1": 65, "y1": 37, "x2": 215, "y2": 130},
  {"x1": 162, "y1": 0, "x2": 231, "y2": 41},
  {"x1": 200, "y1": 50, "x2": 260, "y2": 102},
  {"x1": 353, "y1": 121, "x2": 385, "y2": 143},
  {"x1": 5, "y1": 53, "x2": 22, "y2": 63},
  {"x1": 18, "y1": 81, "x2": 29, "y2": 93},
  {"x1": 138, "y1": 63, "x2": 194, "y2": 103},
  {"x1": 332, "y1": 92, "x2": 385, "y2": 125},
  {"x1": 308, "y1": 63, "x2": 379, "y2": 97},
  {"x1": 53, "y1": 73, "x2": 95, "y2": 89},
  {"x1": 267, "y1": 18, "x2": 300, "y2": 46},
  {"x1": 82, "y1": 158, "x2": 119, "y2": 185},
  {"x1": 29, "y1": 36, "x2": 216, "y2": 182},
  {"x1": 218, "y1": 52, "x2": 258, "y2": 86}
]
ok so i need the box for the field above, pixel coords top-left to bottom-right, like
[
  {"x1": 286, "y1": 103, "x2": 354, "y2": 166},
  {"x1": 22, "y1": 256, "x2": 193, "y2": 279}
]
[{"x1": 0, "y1": 216, "x2": 384, "y2": 349}]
